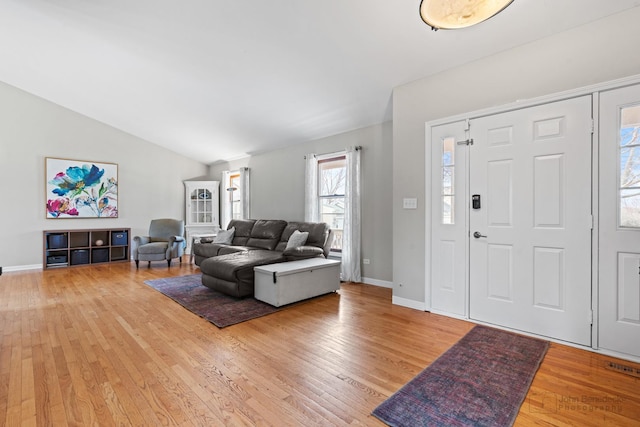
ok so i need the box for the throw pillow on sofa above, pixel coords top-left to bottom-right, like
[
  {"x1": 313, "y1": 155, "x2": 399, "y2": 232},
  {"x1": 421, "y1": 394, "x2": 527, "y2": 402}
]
[
  {"x1": 285, "y1": 230, "x2": 309, "y2": 250},
  {"x1": 283, "y1": 229, "x2": 323, "y2": 260},
  {"x1": 213, "y1": 227, "x2": 235, "y2": 245}
]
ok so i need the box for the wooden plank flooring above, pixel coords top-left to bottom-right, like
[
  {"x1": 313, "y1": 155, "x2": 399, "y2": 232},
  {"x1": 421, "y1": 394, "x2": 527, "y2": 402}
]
[{"x1": 1, "y1": 260, "x2": 639, "y2": 426}]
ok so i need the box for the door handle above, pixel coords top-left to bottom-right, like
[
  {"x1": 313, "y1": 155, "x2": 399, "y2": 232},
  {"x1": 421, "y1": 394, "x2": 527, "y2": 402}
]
[{"x1": 473, "y1": 231, "x2": 487, "y2": 239}]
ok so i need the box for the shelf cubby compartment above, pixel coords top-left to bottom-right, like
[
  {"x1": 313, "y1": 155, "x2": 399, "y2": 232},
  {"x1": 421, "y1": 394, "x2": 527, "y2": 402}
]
[
  {"x1": 46, "y1": 233, "x2": 68, "y2": 250},
  {"x1": 110, "y1": 246, "x2": 128, "y2": 261},
  {"x1": 46, "y1": 250, "x2": 68, "y2": 268},
  {"x1": 111, "y1": 230, "x2": 129, "y2": 246},
  {"x1": 69, "y1": 231, "x2": 90, "y2": 248},
  {"x1": 70, "y1": 249, "x2": 89, "y2": 266},
  {"x1": 91, "y1": 230, "x2": 109, "y2": 247},
  {"x1": 91, "y1": 248, "x2": 109, "y2": 263}
]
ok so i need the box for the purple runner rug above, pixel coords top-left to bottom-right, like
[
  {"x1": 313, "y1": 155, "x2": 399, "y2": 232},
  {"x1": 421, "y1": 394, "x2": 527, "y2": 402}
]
[
  {"x1": 372, "y1": 325, "x2": 549, "y2": 427},
  {"x1": 144, "y1": 274, "x2": 280, "y2": 328}
]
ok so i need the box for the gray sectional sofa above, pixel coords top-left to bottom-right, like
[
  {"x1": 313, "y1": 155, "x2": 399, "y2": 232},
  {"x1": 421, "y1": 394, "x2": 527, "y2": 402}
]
[{"x1": 193, "y1": 219, "x2": 332, "y2": 297}]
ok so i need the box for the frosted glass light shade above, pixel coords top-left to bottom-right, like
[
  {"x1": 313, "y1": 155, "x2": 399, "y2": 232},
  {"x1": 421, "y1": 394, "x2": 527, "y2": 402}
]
[{"x1": 420, "y1": 0, "x2": 514, "y2": 30}]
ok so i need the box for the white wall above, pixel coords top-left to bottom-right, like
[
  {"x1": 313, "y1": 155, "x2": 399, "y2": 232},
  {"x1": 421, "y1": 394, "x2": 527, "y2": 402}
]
[
  {"x1": 392, "y1": 6, "x2": 640, "y2": 304},
  {"x1": 0, "y1": 81, "x2": 208, "y2": 270},
  {"x1": 209, "y1": 121, "x2": 393, "y2": 283}
]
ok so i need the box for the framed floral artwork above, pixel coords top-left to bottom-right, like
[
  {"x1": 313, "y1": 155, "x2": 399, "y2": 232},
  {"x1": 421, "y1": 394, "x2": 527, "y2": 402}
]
[{"x1": 45, "y1": 157, "x2": 118, "y2": 218}]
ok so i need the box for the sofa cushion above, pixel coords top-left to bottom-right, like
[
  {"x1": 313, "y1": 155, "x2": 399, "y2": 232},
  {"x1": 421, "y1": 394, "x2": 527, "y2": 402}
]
[
  {"x1": 227, "y1": 219, "x2": 256, "y2": 246},
  {"x1": 193, "y1": 242, "x2": 223, "y2": 259},
  {"x1": 137, "y1": 241, "x2": 168, "y2": 254},
  {"x1": 201, "y1": 274, "x2": 253, "y2": 298},
  {"x1": 283, "y1": 245, "x2": 324, "y2": 260},
  {"x1": 217, "y1": 246, "x2": 253, "y2": 256},
  {"x1": 200, "y1": 250, "x2": 285, "y2": 282},
  {"x1": 246, "y1": 220, "x2": 287, "y2": 250}
]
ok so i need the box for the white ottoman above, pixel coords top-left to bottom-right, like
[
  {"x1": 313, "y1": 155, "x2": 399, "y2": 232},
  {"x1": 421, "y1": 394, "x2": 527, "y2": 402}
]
[{"x1": 254, "y1": 258, "x2": 341, "y2": 307}]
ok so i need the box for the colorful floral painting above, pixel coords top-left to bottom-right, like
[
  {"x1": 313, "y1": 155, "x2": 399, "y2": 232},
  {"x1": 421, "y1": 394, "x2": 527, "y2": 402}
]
[{"x1": 45, "y1": 157, "x2": 118, "y2": 218}]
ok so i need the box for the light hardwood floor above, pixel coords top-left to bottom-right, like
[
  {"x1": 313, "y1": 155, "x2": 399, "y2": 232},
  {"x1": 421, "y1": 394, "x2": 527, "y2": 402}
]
[{"x1": 1, "y1": 260, "x2": 638, "y2": 426}]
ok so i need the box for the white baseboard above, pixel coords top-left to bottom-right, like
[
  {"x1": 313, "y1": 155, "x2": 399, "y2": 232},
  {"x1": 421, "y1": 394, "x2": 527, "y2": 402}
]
[
  {"x1": 429, "y1": 308, "x2": 468, "y2": 321},
  {"x1": 356, "y1": 279, "x2": 427, "y2": 312},
  {"x1": 361, "y1": 277, "x2": 393, "y2": 288},
  {"x1": 2, "y1": 264, "x2": 42, "y2": 273},
  {"x1": 392, "y1": 295, "x2": 427, "y2": 311}
]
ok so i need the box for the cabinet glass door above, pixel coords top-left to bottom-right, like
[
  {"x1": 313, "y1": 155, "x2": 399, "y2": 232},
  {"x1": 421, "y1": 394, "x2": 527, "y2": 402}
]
[{"x1": 190, "y1": 188, "x2": 213, "y2": 224}]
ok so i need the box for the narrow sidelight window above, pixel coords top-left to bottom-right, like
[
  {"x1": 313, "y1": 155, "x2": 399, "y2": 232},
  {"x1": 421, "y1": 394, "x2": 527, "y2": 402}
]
[
  {"x1": 619, "y1": 105, "x2": 640, "y2": 228},
  {"x1": 442, "y1": 136, "x2": 455, "y2": 224}
]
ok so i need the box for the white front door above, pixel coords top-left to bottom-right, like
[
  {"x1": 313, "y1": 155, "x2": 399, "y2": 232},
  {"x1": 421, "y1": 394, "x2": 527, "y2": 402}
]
[
  {"x1": 468, "y1": 96, "x2": 593, "y2": 345},
  {"x1": 430, "y1": 121, "x2": 468, "y2": 316},
  {"x1": 599, "y1": 84, "x2": 640, "y2": 358}
]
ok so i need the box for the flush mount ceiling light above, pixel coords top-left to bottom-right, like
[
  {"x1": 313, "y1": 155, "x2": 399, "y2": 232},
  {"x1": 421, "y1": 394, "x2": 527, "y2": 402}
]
[{"x1": 419, "y1": 0, "x2": 515, "y2": 31}]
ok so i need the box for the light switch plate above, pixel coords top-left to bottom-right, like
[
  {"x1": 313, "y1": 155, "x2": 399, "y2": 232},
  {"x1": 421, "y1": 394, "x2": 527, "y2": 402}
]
[{"x1": 403, "y1": 198, "x2": 418, "y2": 209}]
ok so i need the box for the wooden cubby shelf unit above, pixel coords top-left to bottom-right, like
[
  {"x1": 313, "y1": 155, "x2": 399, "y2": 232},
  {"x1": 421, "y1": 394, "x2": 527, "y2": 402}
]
[{"x1": 43, "y1": 228, "x2": 131, "y2": 269}]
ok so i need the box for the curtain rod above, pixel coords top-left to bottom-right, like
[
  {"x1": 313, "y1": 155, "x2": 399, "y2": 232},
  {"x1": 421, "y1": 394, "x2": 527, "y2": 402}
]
[{"x1": 304, "y1": 146, "x2": 362, "y2": 159}]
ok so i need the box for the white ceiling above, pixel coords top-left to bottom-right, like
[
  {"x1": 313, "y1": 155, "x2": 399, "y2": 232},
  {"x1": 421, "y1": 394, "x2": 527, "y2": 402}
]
[{"x1": 1, "y1": 0, "x2": 639, "y2": 164}]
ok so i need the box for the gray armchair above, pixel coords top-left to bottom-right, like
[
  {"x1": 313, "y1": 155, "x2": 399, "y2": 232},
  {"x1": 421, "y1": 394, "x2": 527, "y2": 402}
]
[{"x1": 132, "y1": 218, "x2": 185, "y2": 268}]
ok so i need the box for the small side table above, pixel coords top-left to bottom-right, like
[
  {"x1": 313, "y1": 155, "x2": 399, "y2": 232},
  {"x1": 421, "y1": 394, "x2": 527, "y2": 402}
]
[{"x1": 190, "y1": 233, "x2": 217, "y2": 264}]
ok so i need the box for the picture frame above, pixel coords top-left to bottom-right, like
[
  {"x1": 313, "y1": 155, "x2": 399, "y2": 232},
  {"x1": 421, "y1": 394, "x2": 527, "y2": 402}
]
[{"x1": 45, "y1": 157, "x2": 118, "y2": 218}]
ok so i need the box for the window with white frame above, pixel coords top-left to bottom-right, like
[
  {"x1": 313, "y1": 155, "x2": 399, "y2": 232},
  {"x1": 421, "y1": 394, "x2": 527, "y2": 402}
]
[
  {"x1": 619, "y1": 104, "x2": 640, "y2": 227},
  {"x1": 441, "y1": 136, "x2": 455, "y2": 225},
  {"x1": 318, "y1": 154, "x2": 346, "y2": 252},
  {"x1": 228, "y1": 172, "x2": 241, "y2": 221},
  {"x1": 221, "y1": 168, "x2": 250, "y2": 229}
]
